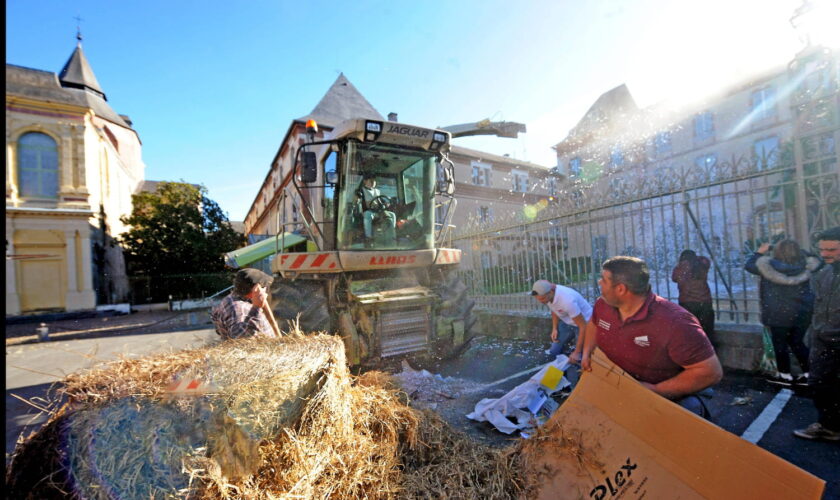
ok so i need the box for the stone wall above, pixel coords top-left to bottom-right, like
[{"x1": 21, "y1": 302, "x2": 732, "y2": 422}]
[{"x1": 474, "y1": 311, "x2": 764, "y2": 372}]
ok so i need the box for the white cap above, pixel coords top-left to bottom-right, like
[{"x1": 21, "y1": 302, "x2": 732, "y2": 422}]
[{"x1": 531, "y1": 280, "x2": 553, "y2": 296}]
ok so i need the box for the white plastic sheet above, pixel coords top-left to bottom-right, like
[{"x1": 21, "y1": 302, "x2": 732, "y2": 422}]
[{"x1": 466, "y1": 355, "x2": 571, "y2": 434}]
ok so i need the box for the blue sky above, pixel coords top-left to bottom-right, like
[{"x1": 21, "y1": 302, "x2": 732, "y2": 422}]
[{"x1": 7, "y1": 0, "x2": 814, "y2": 221}]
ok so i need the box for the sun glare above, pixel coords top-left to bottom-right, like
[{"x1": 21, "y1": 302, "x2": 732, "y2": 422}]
[{"x1": 792, "y1": 0, "x2": 840, "y2": 49}]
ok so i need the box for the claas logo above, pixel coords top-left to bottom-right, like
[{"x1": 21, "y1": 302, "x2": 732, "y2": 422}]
[{"x1": 369, "y1": 255, "x2": 417, "y2": 265}]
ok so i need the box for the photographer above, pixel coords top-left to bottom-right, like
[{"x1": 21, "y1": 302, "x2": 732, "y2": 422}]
[{"x1": 745, "y1": 240, "x2": 821, "y2": 386}]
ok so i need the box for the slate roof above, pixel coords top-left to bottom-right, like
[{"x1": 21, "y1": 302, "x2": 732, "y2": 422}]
[
  {"x1": 566, "y1": 84, "x2": 638, "y2": 140},
  {"x1": 58, "y1": 43, "x2": 106, "y2": 99},
  {"x1": 296, "y1": 73, "x2": 383, "y2": 127},
  {"x1": 5, "y1": 44, "x2": 130, "y2": 129}
]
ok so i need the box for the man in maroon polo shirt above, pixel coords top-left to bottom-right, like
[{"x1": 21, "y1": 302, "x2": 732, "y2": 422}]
[{"x1": 581, "y1": 256, "x2": 723, "y2": 417}]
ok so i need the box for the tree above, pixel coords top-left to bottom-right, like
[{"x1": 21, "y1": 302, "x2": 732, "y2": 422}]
[{"x1": 120, "y1": 182, "x2": 246, "y2": 277}]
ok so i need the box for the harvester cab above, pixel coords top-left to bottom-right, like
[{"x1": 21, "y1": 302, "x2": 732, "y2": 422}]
[{"x1": 261, "y1": 117, "x2": 471, "y2": 366}]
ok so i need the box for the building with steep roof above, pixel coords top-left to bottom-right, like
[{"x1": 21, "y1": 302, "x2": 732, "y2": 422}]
[
  {"x1": 242, "y1": 74, "x2": 552, "y2": 268},
  {"x1": 244, "y1": 74, "x2": 383, "y2": 237},
  {"x1": 6, "y1": 39, "x2": 146, "y2": 314}
]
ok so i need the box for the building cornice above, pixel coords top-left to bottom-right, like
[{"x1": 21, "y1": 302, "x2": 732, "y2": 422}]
[
  {"x1": 6, "y1": 206, "x2": 94, "y2": 218},
  {"x1": 6, "y1": 95, "x2": 88, "y2": 121}
]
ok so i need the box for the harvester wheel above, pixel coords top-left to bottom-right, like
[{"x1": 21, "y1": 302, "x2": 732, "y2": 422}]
[
  {"x1": 435, "y1": 268, "x2": 477, "y2": 353},
  {"x1": 269, "y1": 279, "x2": 330, "y2": 333}
]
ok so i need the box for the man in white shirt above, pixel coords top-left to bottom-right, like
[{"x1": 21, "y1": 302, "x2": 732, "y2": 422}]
[{"x1": 531, "y1": 279, "x2": 593, "y2": 363}]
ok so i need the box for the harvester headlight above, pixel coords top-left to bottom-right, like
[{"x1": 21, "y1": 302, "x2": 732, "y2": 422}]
[
  {"x1": 364, "y1": 120, "x2": 383, "y2": 142},
  {"x1": 430, "y1": 131, "x2": 447, "y2": 150}
]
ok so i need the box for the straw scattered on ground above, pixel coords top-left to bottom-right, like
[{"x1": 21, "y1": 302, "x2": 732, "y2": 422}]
[{"x1": 6, "y1": 327, "x2": 525, "y2": 499}]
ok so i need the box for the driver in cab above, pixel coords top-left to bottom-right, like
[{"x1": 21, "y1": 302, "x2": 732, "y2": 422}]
[{"x1": 356, "y1": 172, "x2": 396, "y2": 245}]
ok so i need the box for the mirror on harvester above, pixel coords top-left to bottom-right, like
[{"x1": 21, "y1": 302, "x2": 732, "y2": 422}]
[{"x1": 301, "y1": 151, "x2": 317, "y2": 183}]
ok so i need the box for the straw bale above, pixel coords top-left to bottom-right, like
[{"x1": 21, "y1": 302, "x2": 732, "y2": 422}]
[{"x1": 7, "y1": 334, "x2": 526, "y2": 499}]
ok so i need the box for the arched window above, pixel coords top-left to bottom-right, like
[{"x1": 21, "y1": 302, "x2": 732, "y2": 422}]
[{"x1": 17, "y1": 132, "x2": 59, "y2": 198}]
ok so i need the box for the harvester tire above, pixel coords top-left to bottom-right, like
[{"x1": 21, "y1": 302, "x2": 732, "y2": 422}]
[
  {"x1": 436, "y1": 268, "x2": 477, "y2": 351},
  {"x1": 269, "y1": 279, "x2": 330, "y2": 334}
]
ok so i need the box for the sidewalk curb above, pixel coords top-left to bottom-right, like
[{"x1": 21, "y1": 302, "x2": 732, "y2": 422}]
[{"x1": 5, "y1": 322, "x2": 215, "y2": 347}]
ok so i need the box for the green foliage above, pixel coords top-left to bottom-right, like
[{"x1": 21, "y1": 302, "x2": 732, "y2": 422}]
[{"x1": 119, "y1": 182, "x2": 246, "y2": 277}]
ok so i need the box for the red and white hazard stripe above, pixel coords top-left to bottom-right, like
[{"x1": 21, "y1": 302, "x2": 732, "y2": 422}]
[
  {"x1": 277, "y1": 252, "x2": 339, "y2": 271},
  {"x1": 165, "y1": 378, "x2": 219, "y2": 395},
  {"x1": 435, "y1": 248, "x2": 461, "y2": 265}
]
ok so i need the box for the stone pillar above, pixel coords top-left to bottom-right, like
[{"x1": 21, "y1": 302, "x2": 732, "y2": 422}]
[
  {"x1": 59, "y1": 134, "x2": 75, "y2": 195},
  {"x1": 64, "y1": 230, "x2": 96, "y2": 311},
  {"x1": 6, "y1": 223, "x2": 21, "y2": 315},
  {"x1": 6, "y1": 140, "x2": 17, "y2": 203},
  {"x1": 66, "y1": 225, "x2": 96, "y2": 310},
  {"x1": 64, "y1": 229, "x2": 78, "y2": 291},
  {"x1": 73, "y1": 127, "x2": 89, "y2": 195}
]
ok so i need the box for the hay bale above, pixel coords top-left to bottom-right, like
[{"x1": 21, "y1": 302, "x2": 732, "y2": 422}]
[{"x1": 6, "y1": 334, "x2": 525, "y2": 499}]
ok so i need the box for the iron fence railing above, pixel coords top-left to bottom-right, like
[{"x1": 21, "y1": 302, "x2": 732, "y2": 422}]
[
  {"x1": 450, "y1": 144, "x2": 839, "y2": 325},
  {"x1": 128, "y1": 272, "x2": 234, "y2": 305}
]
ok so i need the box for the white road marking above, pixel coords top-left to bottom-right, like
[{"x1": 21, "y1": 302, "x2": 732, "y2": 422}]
[{"x1": 740, "y1": 388, "x2": 793, "y2": 444}]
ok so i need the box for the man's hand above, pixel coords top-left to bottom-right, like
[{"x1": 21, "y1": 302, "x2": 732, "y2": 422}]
[
  {"x1": 550, "y1": 328, "x2": 558, "y2": 342},
  {"x1": 251, "y1": 285, "x2": 268, "y2": 309},
  {"x1": 758, "y1": 242, "x2": 772, "y2": 254},
  {"x1": 581, "y1": 352, "x2": 592, "y2": 371},
  {"x1": 568, "y1": 348, "x2": 582, "y2": 365}
]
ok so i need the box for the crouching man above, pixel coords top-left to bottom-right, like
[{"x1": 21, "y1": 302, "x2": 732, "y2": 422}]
[
  {"x1": 211, "y1": 268, "x2": 277, "y2": 339},
  {"x1": 581, "y1": 256, "x2": 723, "y2": 418}
]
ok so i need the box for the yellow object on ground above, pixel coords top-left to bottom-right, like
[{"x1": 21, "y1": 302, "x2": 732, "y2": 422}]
[{"x1": 539, "y1": 365, "x2": 564, "y2": 391}]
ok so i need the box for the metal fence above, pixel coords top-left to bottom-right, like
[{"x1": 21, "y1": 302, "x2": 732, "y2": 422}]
[
  {"x1": 449, "y1": 144, "x2": 839, "y2": 325},
  {"x1": 128, "y1": 272, "x2": 233, "y2": 305}
]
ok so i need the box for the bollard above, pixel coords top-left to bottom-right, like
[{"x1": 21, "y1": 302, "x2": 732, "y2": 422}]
[{"x1": 36, "y1": 323, "x2": 50, "y2": 342}]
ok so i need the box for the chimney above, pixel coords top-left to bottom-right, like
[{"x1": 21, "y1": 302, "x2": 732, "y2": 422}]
[{"x1": 388, "y1": 112, "x2": 398, "y2": 122}]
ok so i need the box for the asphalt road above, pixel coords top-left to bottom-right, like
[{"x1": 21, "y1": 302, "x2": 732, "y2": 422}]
[
  {"x1": 5, "y1": 328, "x2": 220, "y2": 462},
  {"x1": 5, "y1": 329, "x2": 839, "y2": 499}
]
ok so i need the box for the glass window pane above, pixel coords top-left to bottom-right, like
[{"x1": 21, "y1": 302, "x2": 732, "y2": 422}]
[
  {"x1": 41, "y1": 170, "x2": 59, "y2": 197},
  {"x1": 18, "y1": 148, "x2": 38, "y2": 169},
  {"x1": 17, "y1": 132, "x2": 59, "y2": 198},
  {"x1": 337, "y1": 142, "x2": 435, "y2": 251},
  {"x1": 18, "y1": 169, "x2": 40, "y2": 197}
]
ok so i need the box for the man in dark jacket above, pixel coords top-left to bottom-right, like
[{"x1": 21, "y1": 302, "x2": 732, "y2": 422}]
[{"x1": 794, "y1": 226, "x2": 840, "y2": 442}]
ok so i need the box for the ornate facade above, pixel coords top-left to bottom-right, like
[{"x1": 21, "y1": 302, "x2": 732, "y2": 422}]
[{"x1": 6, "y1": 41, "x2": 145, "y2": 314}]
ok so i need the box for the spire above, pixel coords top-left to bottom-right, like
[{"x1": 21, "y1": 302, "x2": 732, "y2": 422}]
[
  {"x1": 58, "y1": 40, "x2": 106, "y2": 100},
  {"x1": 298, "y1": 73, "x2": 383, "y2": 126},
  {"x1": 74, "y1": 15, "x2": 83, "y2": 45}
]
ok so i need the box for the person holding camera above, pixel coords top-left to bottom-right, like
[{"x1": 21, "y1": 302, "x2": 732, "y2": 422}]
[{"x1": 745, "y1": 239, "x2": 821, "y2": 387}]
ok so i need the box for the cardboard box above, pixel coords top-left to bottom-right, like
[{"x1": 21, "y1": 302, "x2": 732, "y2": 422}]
[{"x1": 520, "y1": 349, "x2": 825, "y2": 500}]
